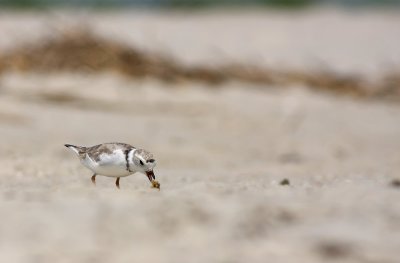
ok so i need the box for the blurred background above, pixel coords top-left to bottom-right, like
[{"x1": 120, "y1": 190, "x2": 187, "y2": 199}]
[
  {"x1": 1, "y1": 0, "x2": 400, "y2": 8},
  {"x1": 0, "y1": 1, "x2": 399, "y2": 263}
]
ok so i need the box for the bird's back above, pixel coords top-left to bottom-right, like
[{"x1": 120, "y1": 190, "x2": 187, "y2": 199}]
[{"x1": 85, "y1": 143, "x2": 135, "y2": 162}]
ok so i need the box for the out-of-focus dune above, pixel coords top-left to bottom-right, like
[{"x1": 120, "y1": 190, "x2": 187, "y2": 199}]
[{"x1": 0, "y1": 9, "x2": 399, "y2": 263}]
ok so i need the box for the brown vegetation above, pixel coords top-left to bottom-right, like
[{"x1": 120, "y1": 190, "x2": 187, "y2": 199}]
[{"x1": 0, "y1": 30, "x2": 399, "y2": 101}]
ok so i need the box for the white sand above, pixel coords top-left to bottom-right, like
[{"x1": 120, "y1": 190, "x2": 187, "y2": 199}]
[{"x1": 0, "y1": 9, "x2": 400, "y2": 263}]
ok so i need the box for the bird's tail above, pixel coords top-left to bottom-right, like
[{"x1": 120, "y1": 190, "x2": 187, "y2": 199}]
[{"x1": 64, "y1": 144, "x2": 86, "y2": 156}]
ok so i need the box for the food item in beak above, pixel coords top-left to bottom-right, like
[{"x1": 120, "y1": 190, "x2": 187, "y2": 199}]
[{"x1": 151, "y1": 180, "x2": 161, "y2": 190}]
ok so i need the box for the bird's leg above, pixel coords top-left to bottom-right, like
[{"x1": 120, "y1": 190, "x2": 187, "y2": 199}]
[
  {"x1": 91, "y1": 174, "x2": 96, "y2": 185},
  {"x1": 116, "y1": 177, "x2": 120, "y2": 189}
]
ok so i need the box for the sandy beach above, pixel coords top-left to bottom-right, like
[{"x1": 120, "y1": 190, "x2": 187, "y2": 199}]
[{"x1": 0, "y1": 9, "x2": 400, "y2": 263}]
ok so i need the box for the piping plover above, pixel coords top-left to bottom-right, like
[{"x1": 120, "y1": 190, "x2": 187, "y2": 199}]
[{"x1": 65, "y1": 142, "x2": 160, "y2": 189}]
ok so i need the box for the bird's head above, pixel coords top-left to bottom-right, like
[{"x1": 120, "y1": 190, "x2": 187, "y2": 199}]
[{"x1": 133, "y1": 149, "x2": 159, "y2": 188}]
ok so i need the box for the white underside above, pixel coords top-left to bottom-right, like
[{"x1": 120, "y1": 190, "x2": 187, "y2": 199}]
[{"x1": 81, "y1": 149, "x2": 136, "y2": 177}]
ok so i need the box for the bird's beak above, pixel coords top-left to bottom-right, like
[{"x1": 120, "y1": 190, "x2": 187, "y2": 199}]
[
  {"x1": 146, "y1": 170, "x2": 155, "y2": 181},
  {"x1": 146, "y1": 170, "x2": 160, "y2": 190}
]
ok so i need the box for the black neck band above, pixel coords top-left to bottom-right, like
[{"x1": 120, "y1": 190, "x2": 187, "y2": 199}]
[{"x1": 125, "y1": 149, "x2": 133, "y2": 172}]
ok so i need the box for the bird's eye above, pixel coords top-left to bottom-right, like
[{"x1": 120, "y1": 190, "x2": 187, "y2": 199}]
[{"x1": 139, "y1": 160, "x2": 144, "y2": 165}]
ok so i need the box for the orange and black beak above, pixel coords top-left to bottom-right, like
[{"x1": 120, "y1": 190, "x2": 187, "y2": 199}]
[
  {"x1": 146, "y1": 170, "x2": 160, "y2": 189},
  {"x1": 146, "y1": 170, "x2": 156, "y2": 182}
]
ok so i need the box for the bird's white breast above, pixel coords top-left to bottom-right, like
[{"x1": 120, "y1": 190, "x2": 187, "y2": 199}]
[{"x1": 81, "y1": 149, "x2": 134, "y2": 177}]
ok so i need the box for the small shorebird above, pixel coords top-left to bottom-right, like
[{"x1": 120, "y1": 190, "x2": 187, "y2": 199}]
[{"x1": 65, "y1": 143, "x2": 160, "y2": 189}]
